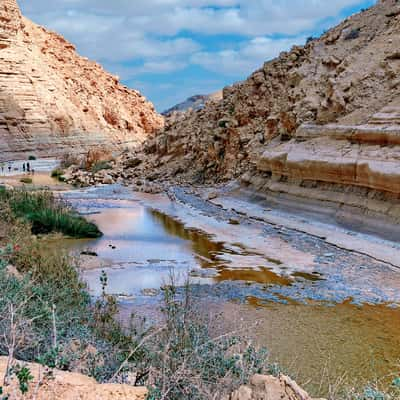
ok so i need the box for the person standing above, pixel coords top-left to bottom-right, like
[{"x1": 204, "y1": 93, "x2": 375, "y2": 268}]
[
  {"x1": 23, "y1": 163, "x2": 26, "y2": 172},
  {"x1": 26, "y1": 162, "x2": 30, "y2": 173}
]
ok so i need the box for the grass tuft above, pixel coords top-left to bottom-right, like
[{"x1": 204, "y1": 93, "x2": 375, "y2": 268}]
[{"x1": 0, "y1": 189, "x2": 102, "y2": 238}]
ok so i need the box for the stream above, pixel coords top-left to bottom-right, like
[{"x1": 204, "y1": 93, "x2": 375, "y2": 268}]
[
  {"x1": 57, "y1": 184, "x2": 400, "y2": 396},
  {"x1": 3, "y1": 164, "x2": 399, "y2": 397}
]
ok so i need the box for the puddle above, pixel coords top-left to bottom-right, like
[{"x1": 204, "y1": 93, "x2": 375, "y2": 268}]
[
  {"x1": 223, "y1": 299, "x2": 400, "y2": 396},
  {"x1": 57, "y1": 200, "x2": 250, "y2": 297},
  {"x1": 214, "y1": 267, "x2": 292, "y2": 286}
]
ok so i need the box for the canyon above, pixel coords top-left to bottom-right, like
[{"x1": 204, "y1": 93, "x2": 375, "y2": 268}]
[
  {"x1": 1, "y1": 0, "x2": 400, "y2": 399},
  {"x1": 86, "y1": 0, "x2": 400, "y2": 239},
  {"x1": 0, "y1": 0, "x2": 163, "y2": 162}
]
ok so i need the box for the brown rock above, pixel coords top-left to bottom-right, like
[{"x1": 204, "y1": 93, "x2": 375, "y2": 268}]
[
  {"x1": 134, "y1": 0, "x2": 400, "y2": 188},
  {"x1": 0, "y1": 357, "x2": 147, "y2": 400},
  {"x1": 229, "y1": 374, "x2": 324, "y2": 400},
  {"x1": 0, "y1": 0, "x2": 163, "y2": 162}
]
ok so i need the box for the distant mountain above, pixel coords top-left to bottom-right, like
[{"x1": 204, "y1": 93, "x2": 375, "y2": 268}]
[{"x1": 163, "y1": 91, "x2": 222, "y2": 115}]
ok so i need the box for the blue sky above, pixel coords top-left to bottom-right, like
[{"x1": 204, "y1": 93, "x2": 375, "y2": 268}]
[{"x1": 19, "y1": 0, "x2": 376, "y2": 112}]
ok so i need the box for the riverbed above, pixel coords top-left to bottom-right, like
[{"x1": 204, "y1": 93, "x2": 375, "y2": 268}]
[
  {"x1": 5, "y1": 163, "x2": 400, "y2": 397},
  {"x1": 52, "y1": 183, "x2": 400, "y2": 396}
]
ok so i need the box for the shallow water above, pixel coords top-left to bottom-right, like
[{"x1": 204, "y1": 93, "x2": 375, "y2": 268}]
[
  {"x1": 56, "y1": 185, "x2": 400, "y2": 396},
  {"x1": 223, "y1": 300, "x2": 400, "y2": 394}
]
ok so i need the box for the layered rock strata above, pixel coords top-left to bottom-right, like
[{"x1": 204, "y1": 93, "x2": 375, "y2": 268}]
[
  {"x1": 246, "y1": 103, "x2": 400, "y2": 236},
  {"x1": 142, "y1": 0, "x2": 400, "y2": 182},
  {"x1": 124, "y1": 0, "x2": 400, "y2": 232},
  {"x1": 0, "y1": 0, "x2": 163, "y2": 161}
]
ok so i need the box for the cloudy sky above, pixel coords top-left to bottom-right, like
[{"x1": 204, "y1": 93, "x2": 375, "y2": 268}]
[{"x1": 19, "y1": 0, "x2": 376, "y2": 111}]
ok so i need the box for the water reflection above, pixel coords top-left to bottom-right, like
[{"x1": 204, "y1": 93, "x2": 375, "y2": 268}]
[
  {"x1": 214, "y1": 267, "x2": 292, "y2": 286},
  {"x1": 56, "y1": 190, "x2": 400, "y2": 398}
]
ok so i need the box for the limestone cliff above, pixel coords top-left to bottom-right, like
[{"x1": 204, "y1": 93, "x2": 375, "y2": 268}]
[
  {"x1": 119, "y1": 0, "x2": 400, "y2": 229},
  {"x1": 0, "y1": 0, "x2": 163, "y2": 161}
]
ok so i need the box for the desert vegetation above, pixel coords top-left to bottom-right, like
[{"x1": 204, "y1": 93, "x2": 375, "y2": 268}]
[
  {"x1": 0, "y1": 188, "x2": 102, "y2": 238},
  {"x1": 0, "y1": 188, "x2": 272, "y2": 399}
]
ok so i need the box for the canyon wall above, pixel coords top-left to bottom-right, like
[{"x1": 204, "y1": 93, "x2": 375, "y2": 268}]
[
  {"x1": 0, "y1": 0, "x2": 163, "y2": 161},
  {"x1": 128, "y1": 0, "x2": 400, "y2": 229}
]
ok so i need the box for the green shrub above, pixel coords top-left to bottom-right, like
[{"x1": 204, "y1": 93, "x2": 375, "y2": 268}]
[
  {"x1": 19, "y1": 177, "x2": 33, "y2": 184},
  {"x1": 139, "y1": 282, "x2": 271, "y2": 399},
  {"x1": 0, "y1": 241, "x2": 127, "y2": 380},
  {"x1": 51, "y1": 168, "x2": 65, "y2": 181},
  {"x1": 28, "y1": 155, "x2": 36, "y2": 161},
  {"x1": 0, "y1": 189, "x2": 102, "y2": 238}
]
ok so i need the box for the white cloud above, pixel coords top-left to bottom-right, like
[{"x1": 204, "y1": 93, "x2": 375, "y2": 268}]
[
  {"x1": 17, "y1": 0, "x2": 375, "y2": 109},
  {"x1": 191, "y1": 36, "x2": 306, "y2": 75},
  {"x1": 20, "y1": 0, "x2": 370, "y2": 37}
]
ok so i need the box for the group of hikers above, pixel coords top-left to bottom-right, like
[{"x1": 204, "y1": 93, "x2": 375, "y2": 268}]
[{"x1": 0, "y1": 161, "x2": 35, "y2": 175}]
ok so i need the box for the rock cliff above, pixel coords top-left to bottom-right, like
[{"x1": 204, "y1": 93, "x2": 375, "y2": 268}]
[
  {"x1": 0, "y1": 0, "x2": 163, "y2": 161},
  {"x1": 117, "y1": 0, "x2": 400, "y2": 231}
]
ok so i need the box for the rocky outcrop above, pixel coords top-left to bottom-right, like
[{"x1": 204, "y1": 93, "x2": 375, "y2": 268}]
[
  {"x1": 0, "y1": 357, "x2": 148, "y2": 400},
  {"x1": 64, "y1": 0, "x2": 400, "y2": 233},
  {"x1": 246, "y1": 102, "x2": 400, "y2": 230},
  {"x1": 109, "y1": 0, "x2": 400, "y2": 231},
  {"x1": 0, "y1": 0, "x2": 163, "y2": 162},
  {"x1": 140, "y1": 0, "x2": 400, "y2": 185},
  {"x1": 227, "y1": 374, "x2": 325, "y2": 400}
]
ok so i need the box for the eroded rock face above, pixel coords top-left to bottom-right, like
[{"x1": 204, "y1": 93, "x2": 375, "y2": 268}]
[
  {"x1": 0, "y1": 0, "x2": 163, "y2": 161},
  {"x1": 139, "y1": 0, "x2": 400, "y2": 184},
  {"x1": 118, "y1": 0, "x2": 400, "y2": 226}
]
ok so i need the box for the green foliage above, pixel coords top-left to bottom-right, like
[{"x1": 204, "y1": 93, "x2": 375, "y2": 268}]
[
  {"x1": 0, "y1": 235, "x2": 130, "y2": 383},
  {"x1": 360, "y1": 387, "x2": 386, "y2": 400},
  {"x1": 0, "y1": 189, "x2": 102, "y2": 238},
  {"x1": 144, "y1": 283, "x2": 271, "y2": 399},
  {"x1": 28, "y1": 156, "x2": 36, "y2": 161},
  {"x1": 91, "y1": 161, "x2": 112, "y2": 174},
  {"x1": 19, "y1": 177, "x2": 33, "y2": 184},
  {"x1": 14, "y1": 365, "x2": 34, "y2": 394},
  {"x1": 348, "y1": 380, "x2": 400, "y2": 400},
  {"x1": 51, "y1": 168, "x2": 65, "y2": 181},
  {"x1": 392, "y1": 377, "x2": 400, "y2": 388}
]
